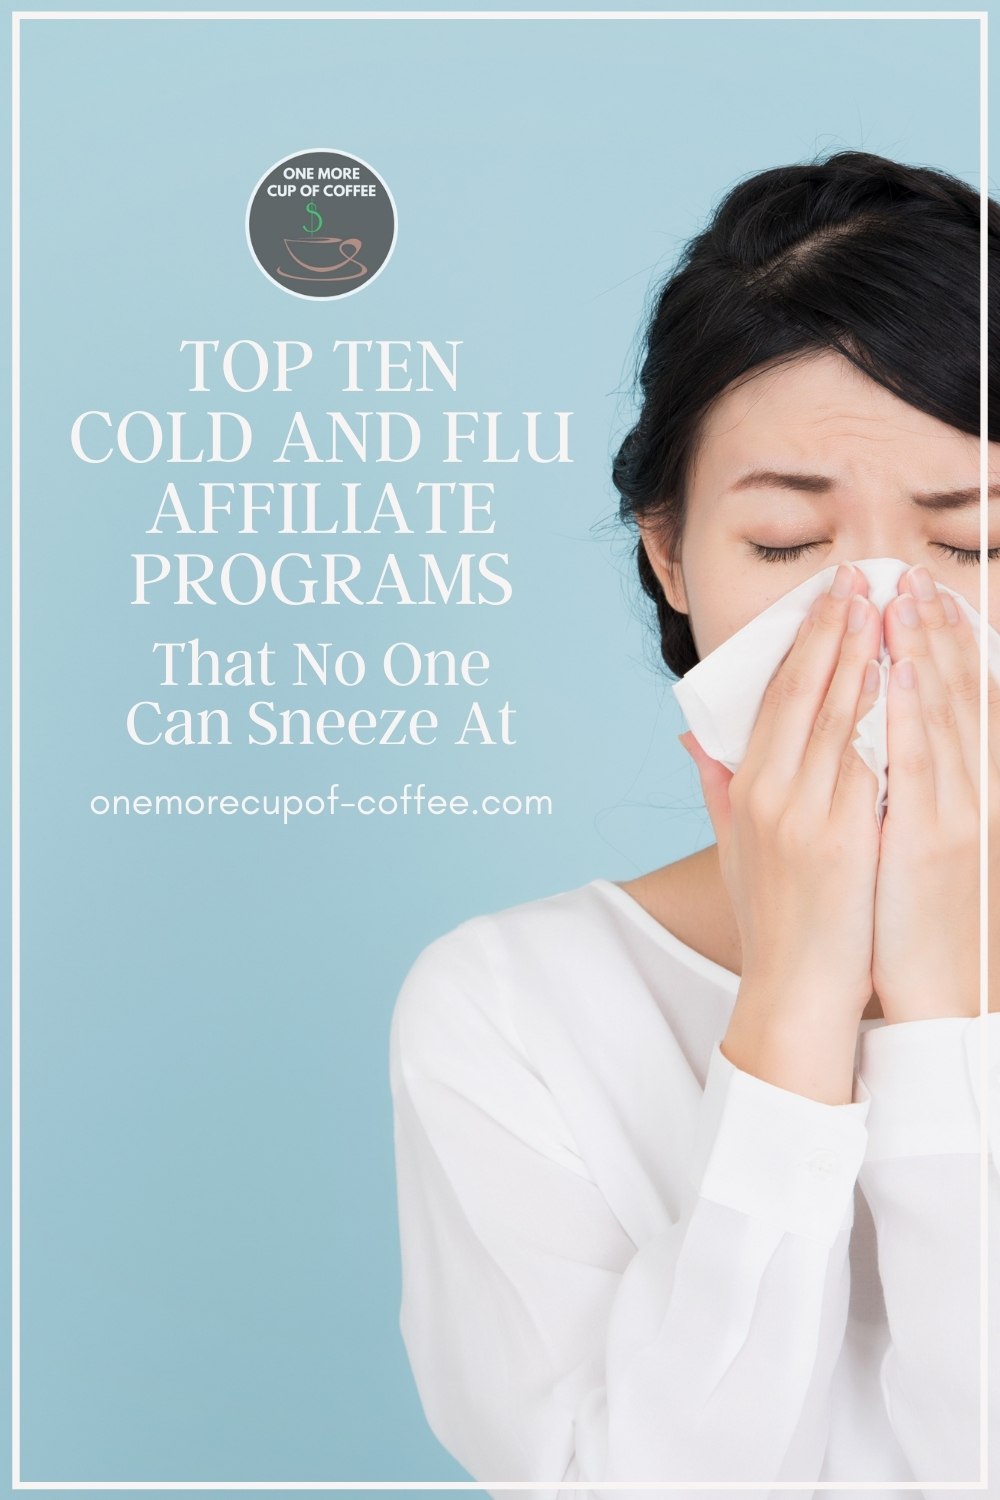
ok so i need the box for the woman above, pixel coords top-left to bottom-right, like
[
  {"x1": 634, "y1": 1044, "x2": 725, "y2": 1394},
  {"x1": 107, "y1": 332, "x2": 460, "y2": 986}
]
[{"x1": 389, "y1": 150, "x2": 1000, "y2": 1495}]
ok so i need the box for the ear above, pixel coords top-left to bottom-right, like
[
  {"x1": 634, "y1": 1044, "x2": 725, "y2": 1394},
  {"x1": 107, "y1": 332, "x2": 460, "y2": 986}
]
[{"x1": 637, "y1": 517, "x2": 688, "y2": 615}]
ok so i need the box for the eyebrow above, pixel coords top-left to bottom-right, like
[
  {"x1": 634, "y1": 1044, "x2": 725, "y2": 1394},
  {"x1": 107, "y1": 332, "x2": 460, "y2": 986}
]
[{"x1": 727, "y1": 468, "x2": 1000, "y2": 512}]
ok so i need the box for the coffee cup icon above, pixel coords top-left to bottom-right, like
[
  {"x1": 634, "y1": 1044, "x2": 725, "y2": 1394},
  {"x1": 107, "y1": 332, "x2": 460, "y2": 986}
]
[{"x1": 282, "y1": 235, "x2": 367, "y2": 278}]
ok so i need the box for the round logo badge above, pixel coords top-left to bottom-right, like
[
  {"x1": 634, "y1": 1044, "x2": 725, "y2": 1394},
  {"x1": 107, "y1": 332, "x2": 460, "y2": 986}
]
[{"x1": 246, "y1": 148, "x2": 397, "y2": 299}]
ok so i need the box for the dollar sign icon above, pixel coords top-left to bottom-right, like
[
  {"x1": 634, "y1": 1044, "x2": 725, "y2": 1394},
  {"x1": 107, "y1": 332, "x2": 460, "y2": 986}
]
[{"x1": 303, "y1": 202, "x2": 323, "y2": 235}]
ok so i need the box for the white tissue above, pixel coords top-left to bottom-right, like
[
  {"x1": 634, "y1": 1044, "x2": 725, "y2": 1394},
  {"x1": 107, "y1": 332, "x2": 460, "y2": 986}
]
[{"x1": 672, "y1": 557, "x2": 1000, "y2": 827}]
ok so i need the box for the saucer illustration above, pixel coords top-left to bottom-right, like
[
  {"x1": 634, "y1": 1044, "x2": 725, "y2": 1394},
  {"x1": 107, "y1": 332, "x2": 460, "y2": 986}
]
[{"x1": 277, "y1": 236, "x2": 368, "y2": 282}]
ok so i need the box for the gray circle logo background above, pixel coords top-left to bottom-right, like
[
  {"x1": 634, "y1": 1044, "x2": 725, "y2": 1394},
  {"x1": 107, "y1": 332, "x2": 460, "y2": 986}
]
[{"x1": 246, "y1": 149, "x2": 396, "y2": 299}]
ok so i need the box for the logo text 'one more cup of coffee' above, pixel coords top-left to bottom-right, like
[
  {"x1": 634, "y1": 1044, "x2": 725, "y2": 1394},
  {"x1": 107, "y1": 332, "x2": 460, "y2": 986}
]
[{"x1": 246, "y1": 149, "x2": 397, "y2": 299}]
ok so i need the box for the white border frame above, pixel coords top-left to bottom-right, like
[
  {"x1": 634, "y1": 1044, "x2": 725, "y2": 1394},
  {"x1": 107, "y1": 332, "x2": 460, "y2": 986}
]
[{"x1": 9, "y1": 7, "x2": 992, "y2": 1492}]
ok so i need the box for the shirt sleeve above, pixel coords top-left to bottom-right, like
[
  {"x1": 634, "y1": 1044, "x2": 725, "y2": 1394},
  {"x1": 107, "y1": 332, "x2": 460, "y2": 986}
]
[
  {"x1": 854, "y1": 1013, "x2": 1000, "y2": 1484},
  {"x1": 389, "y1": 924, "x2": 872, "y2": 1495}
]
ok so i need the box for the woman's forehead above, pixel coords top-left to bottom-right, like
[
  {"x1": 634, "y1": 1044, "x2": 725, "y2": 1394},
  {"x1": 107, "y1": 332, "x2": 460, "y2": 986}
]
[{"x1": 690, "y1": 351, "x2": 992, "y2": 491}]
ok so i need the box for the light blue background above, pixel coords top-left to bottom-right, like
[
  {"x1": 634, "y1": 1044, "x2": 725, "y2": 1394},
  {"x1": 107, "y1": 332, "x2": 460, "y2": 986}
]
[{"x1": 0, "y1": 0, "x2": 989, "y2": 1488}]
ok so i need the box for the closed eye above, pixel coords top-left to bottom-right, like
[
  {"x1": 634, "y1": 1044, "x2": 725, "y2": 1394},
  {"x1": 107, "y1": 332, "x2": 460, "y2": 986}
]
[
  {"x1": 748, "y1": 541, "x2": 1000, "y2": 565},
  {"x1": 935, "y1": 542, "x2": 1000, "y2": 566}
]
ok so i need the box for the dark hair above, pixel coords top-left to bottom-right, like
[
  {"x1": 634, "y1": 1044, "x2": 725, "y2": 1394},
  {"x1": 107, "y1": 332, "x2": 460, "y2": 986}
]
[{"x1": 612, "y1": 149, "x2": 999, "y2": 679}]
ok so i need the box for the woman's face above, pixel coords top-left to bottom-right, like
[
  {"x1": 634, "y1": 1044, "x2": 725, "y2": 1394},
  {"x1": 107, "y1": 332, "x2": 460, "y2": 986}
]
[{"x1": 642, "y1": 348, "x2": 1000, "y2": 658}]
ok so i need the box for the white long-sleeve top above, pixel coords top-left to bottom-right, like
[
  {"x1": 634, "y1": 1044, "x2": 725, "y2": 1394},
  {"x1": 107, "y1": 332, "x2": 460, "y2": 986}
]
[{"x1": 389, "y1": 876, "x2": 1000, "y2": 1500}]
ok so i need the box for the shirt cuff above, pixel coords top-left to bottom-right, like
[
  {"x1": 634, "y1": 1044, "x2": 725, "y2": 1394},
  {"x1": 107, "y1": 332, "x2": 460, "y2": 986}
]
[
  {"x1": 687, "y1": 1041, "x2": 870, "y2": 1246},
  {"x1": 855, "y1": 1013, "x2": 1000, "y2": 1162}
]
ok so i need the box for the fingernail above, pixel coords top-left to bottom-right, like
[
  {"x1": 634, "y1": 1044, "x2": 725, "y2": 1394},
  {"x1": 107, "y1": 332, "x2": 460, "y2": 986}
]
[
  {"x1": 830, "y1": 562, "x2": 855, "y2": 598},
  {"x1": 897, "y1": 593, "x2": 919, "y2": 627},
  {"x1": 909, "y1": 565, "x2": 935, "y2": 601},
  {"x1": 847, "y1": 595, "x2": 867, "y2": 633},
  {"x1": 896, "y1": 658, "x2": 916, "y2": 688},
  {"x1": 863, "y1": 658, "x2": 880, "y2": 694},
  {"x1": 942, "y1": 592, "x2": 960, "y2": 623}
]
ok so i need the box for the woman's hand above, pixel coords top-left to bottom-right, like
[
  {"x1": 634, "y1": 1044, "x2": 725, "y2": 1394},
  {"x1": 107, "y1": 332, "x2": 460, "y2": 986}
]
[
  {"x1": 872, "y1": 564, "x2": 1000, "y2": 1020},
  {"x1": 680, "y1": 562, "x2": 884, "y2": 1103}
]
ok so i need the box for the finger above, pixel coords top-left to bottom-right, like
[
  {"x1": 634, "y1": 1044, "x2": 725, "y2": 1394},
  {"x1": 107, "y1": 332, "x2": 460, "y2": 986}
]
[
  {"x1": 898, "y1": 570, "x2": 1000, "y2": 780},
  {"x1": 892, "y1": 567, "x2": 980, "y2": 792},
  {"x1": 911, "y1": 582, "x2": 1000, "y2": 782},
  {"x1": 885, "y1": 576, "x2": 975, "y2": 811},
  {"x1": 746, "y1": 563, "x2": 882, "y2": 787},
  {"x1": 885, "y1": 655, "x2": 937, "y2": 821},
  {"x1": 767, "y1": 589, "x2": 881, "y2": 814},
  {"x1": 821, "y1": 651, "x2": 881, "y2": 828},
  {"x1": 829, "y1": 652, "x2": 885, "y2": 827}
]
